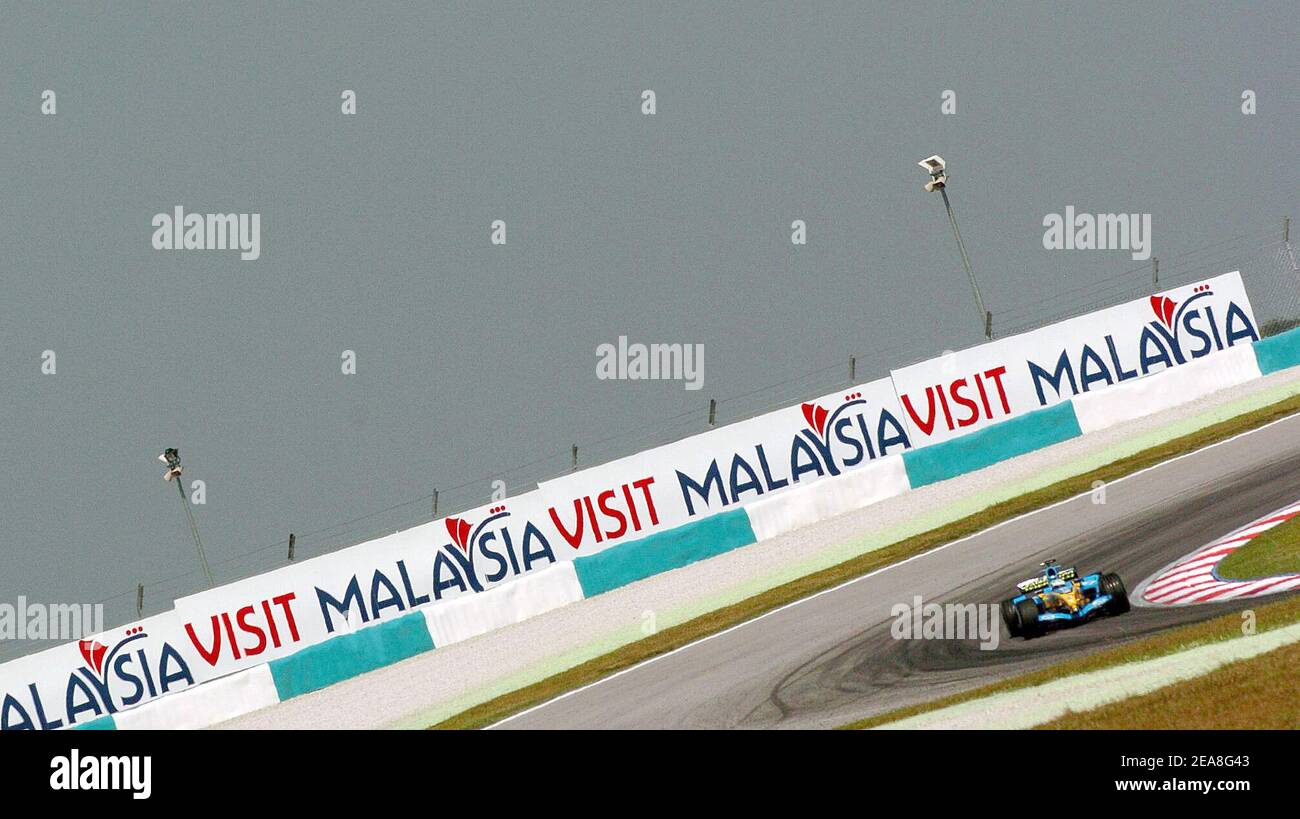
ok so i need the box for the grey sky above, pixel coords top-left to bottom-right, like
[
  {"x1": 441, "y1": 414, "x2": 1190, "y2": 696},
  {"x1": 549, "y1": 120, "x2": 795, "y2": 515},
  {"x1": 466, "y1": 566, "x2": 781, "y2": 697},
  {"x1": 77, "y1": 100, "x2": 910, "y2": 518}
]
[{"x1": 1, "y1": 2, "x2": 1296, "y2": 644}]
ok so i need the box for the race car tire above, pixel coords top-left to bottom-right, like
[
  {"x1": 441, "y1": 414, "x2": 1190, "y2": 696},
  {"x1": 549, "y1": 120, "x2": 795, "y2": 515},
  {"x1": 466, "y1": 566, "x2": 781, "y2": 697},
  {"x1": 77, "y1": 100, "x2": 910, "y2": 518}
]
[
  {"x1": 1001, "y1": 599, "x2": 1021, "y2": 637},
  {"x1": 1100, "y1": 573, "x2": 1130, "y2": 614},
  {"x1": 1014, "y1": 599, "x2": 1041, "y2": 637}
]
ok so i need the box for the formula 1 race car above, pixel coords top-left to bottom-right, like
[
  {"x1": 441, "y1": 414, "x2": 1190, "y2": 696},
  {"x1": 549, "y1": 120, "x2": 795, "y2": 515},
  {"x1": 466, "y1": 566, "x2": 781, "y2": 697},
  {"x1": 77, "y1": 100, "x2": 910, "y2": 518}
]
[{"x1": 1000, "y1": 560, "x2": 1129, "y2": 638}]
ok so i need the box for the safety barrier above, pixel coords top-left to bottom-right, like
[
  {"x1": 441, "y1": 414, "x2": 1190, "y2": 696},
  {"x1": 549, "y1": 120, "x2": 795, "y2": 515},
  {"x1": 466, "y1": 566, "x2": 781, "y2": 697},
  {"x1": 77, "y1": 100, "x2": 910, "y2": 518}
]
[
  {"x1": 572, "y1": 509, "x2": 756, "y2": 597},
  {"x1": 902, "y1": 402, "x2": 1083, "y2": 489},
  {"x1": 1254, "y1": 326, "x2": 1300, "y2": 375},
  {"x1": 113, "y1": 665, "x2": 279, "y2": 730},
  {"x1": 9, "y1": 289, "x2": 1300, "y2": 731},
  {"x1": 268, "y1": 611, "x2": 434, "y2": 701},
  {"x1": 745, "y1": 454, "x2": 910, "y2": 541},
  {"x1": 73, "y1": 715, "x2": 116, "y2": 730},
  {"x1": 422, "y1": 562, "x2": 584, "y2": 647},
  {"x1": 1072, "y1": 344, "x2": 1263, "y2": 434}
]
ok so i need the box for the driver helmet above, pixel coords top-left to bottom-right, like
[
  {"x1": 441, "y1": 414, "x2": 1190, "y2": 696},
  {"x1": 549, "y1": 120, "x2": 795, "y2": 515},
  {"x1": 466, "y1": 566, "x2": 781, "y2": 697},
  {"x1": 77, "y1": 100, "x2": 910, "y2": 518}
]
[{"x1": 1045, "y1": 564, "x2": 1070, "y2": 590}]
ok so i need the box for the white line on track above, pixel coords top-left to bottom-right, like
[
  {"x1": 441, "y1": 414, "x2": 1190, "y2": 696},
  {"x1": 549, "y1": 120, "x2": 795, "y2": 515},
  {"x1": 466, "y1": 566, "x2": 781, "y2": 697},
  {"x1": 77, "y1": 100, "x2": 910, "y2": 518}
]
[{"x1": 488, "y1": 409, "x2": 1300, "y2": 728}]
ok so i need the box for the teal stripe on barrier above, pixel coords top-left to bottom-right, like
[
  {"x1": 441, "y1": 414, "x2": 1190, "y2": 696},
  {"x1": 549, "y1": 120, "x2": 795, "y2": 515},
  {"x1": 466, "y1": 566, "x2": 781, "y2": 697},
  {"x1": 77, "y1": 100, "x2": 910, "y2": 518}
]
[
  {"x1": 902, "y1": 401, "x2": 1083, "y2": 489},
  {"x1": 573, "y1": 508, "x2": 757, "y2": 597},
  {"x1": 1253, "y1": 327, "x2": 1300, "y2": 375},
  {"x1": 73, "y1": 715, "x2": 116, "y2": 730},
  {"x1": 269, "y1": 611, "x2": 434, "y2": 701}
]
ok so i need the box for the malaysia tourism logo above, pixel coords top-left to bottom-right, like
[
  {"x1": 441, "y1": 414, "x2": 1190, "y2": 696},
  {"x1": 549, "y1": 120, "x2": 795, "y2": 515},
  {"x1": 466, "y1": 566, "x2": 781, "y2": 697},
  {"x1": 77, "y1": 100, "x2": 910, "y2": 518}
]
[
  {"x1": 77, "y1": 629, "x2": 140, "y2": 679},
  {"x1": 1149, "y1": 284, "x2": 1215, "y2": 339},
  {"x1": 432, "y1": 505, "x2": 558, "y2": 599},
  {"x1": 799, "y1": 390, "x2": 870, "y2": 442}
]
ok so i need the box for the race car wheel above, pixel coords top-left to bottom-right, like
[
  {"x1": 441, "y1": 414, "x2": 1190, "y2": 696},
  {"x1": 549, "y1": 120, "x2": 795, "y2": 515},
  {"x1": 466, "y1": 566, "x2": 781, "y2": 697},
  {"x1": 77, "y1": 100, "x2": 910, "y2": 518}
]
[
  {"x1": 1100, "y1": 573, "x2": 1130, "y2": 614},
  {"x1": 1014, "y1": 599, "x2": 1040, "y2": 637},
  {"x1": 1000, "y1": 599, "x2": 1021, "y2": 637}
]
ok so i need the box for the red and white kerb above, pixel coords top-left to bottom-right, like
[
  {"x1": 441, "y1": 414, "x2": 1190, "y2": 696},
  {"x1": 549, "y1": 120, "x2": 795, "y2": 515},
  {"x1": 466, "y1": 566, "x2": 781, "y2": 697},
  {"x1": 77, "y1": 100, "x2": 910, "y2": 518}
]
[{"x1": 1140, "y1": 500, "x2": 1300, "y2": 605}]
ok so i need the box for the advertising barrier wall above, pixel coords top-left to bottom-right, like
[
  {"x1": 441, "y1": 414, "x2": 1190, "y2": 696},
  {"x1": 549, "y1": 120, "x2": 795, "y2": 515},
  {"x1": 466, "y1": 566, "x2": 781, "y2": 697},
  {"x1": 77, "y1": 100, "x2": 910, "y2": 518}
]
[
  {"x1": 571, "y1": 508, "x2": 757, "y2": 598},
  {"x1": 3, "y1": 272, "x2": 1290, "y2": 730},
  {"x1": 1072, "y1": 343, "x2": 1263, "y2": 434},
  {"x1": 112, "y1": 665, "x2": 279, "y2": 731},
  {"x1": 536, "y1": 376, "x2": 913, "y2": 535},
  {"x1": 267, "y1": 611, "x2": 434, "y2": 701},
  {"x1": 1253, "y1": 326, "x2": 1300, "y2": 375},
  {"x1": 890, "y1": 272, "x2": 1259, "y2": 446},
  {"x1": 901, "y1": 401, "x2": 1083, "y2": 489},
  {"x1": 0, "y1": 611, "x2": 204, "y2": 731},
  {"x1": 745, "y1": 454, "x2": 911, "y2": 541},
  {"x1": 422, "y1": 562, "x2": 584, "y2": 647}
]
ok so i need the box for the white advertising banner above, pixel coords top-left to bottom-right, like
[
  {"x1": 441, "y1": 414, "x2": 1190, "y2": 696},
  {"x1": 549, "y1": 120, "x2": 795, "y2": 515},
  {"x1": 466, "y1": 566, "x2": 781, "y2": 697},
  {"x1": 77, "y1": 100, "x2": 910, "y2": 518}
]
[
  {"x1": 889, "y1": 271, "x2": 1259, "y2": 446},
  {"x1": 537, "y1": 375, "x2": 914, "y2": 538},
  {"x1": 170, "y1": 521, "x2": 444, "y2": 679},
  {"x1": 0, "y1": 612, "x2": 203, "y2": 730}
]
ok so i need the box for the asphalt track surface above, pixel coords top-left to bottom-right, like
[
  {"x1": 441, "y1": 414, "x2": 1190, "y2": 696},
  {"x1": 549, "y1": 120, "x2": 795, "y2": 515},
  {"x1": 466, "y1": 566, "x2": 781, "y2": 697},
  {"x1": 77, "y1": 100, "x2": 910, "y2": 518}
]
[{"x1": 497, "y1": 412, "x2": 1300, "y2": 729}]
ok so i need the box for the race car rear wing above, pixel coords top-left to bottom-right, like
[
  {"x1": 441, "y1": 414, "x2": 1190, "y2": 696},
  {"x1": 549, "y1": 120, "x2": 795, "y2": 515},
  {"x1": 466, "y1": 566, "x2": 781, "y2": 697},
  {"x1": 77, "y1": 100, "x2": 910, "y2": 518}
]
[{"x1": 1016, "y1": 566, "x2": 1077, "y2": 594}]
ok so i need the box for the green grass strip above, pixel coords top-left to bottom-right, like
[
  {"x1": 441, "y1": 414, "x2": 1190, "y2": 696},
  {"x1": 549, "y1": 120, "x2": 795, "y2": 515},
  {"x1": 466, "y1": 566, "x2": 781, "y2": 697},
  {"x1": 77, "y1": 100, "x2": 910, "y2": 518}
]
[{"x1": 1217, "y1": 514, "x2": 1300, "y2": 580}]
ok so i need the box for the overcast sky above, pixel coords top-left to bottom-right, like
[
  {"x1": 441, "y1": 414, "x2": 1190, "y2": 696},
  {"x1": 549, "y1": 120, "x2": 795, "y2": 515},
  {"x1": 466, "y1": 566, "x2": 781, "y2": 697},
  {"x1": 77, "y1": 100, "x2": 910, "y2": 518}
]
[{"x1": 1, "y1": 2, "x2": 1296, "y2": 649}]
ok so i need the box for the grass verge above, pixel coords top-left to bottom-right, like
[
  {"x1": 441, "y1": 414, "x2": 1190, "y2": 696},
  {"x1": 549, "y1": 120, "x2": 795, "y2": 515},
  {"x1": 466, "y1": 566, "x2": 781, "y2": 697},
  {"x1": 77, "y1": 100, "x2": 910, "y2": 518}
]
[
  {"x1": 1217, "y1": 514, "x2": 1300, "y2": 580},
  {"x1": 1037, "y1": 638, "x2": 1300, "y2": 729},
  {"x1": 433, "y1": 392, "x2": 1300, "y2": 730},
  {"x1": 842, "y1": 592, "x2": 1300, "y2": 729}
]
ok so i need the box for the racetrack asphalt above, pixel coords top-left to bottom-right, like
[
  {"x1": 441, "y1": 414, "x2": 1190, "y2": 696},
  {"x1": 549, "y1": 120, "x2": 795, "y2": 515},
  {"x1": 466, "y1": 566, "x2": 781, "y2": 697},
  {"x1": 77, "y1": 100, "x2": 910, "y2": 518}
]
[{"x1": 495, "y1": 412, "x2": 1300, "y2": 729}]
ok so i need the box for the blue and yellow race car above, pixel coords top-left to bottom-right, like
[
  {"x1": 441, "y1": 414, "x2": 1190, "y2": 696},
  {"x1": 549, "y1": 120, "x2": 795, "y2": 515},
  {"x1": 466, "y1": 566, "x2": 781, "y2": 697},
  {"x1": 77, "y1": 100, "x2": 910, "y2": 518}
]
[{"x1": 1000, "y1": 560, "x2": 1129, "y2": 638}]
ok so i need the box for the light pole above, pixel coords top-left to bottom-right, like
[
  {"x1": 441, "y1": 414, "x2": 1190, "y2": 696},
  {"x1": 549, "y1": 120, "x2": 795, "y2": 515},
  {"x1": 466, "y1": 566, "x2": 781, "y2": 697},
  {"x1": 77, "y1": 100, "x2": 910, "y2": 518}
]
[
  {"x1": 918, "y1": 155, "x2": 991, "y2": 339},
  {"x1": 159, "y1": 448, "x2": 214, "y2": 588}
]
